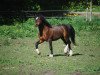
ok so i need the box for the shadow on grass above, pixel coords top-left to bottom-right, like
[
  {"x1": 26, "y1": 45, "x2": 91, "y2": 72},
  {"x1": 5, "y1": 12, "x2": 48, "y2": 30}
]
[
  {"x1": 48, "y1": 53, "x2": 83, "y2": 57},
  {"x1": 72, "y1": 53, "x2": 83, "y2": 56}
]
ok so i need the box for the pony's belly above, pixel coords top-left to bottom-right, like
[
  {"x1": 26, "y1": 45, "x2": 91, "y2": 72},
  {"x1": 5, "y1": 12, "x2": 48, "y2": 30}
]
[
  {"x1": 52, "y1": 35, "x2": 62, "y2": 41},
  {"x1": 52, "y1": 38, "x2": 60, "y2": 41},
  {"x1": 51, "y1": 30, "x2": 63, "y2": 41}
]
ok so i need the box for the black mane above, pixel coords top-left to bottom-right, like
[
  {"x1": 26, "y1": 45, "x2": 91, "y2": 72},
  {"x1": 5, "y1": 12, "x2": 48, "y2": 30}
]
[{"x1": 38, "y1": 16, "x2": 52, "y2": 28}]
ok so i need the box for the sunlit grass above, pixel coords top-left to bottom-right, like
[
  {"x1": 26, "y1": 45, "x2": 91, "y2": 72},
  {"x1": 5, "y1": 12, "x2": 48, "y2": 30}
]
[
  {"x1": 0, "y1": 16, "x2": 100, "y2": 75},
  {"x1": 0, "y1": 30, "x2": 100, "y2": 75}
]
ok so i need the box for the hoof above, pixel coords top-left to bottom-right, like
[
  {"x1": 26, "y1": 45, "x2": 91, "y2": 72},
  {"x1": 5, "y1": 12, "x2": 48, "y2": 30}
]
[
  {"x1": 69, "y1": 50, "x2": 73, "y2": 56},
  {"x1": 64, "y1": 52, "x2": 69, "y2": 56},
  {"x1": 38, "y1": 52, "x2": 41, "y2": 55},
  {"x1": 64, "y1": 51, "x2": 69, "y2": 55},
  {"x1": 36, "y1": 49, "x2": 41, "y2": 55},
  {"x1": 49, "y1": 54, "x2": 53, "y2": 57}
]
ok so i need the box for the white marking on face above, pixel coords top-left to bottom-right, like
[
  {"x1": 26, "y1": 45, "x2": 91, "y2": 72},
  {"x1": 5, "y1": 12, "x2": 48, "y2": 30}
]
[
  {"x1": 64, "y1": 44, "x2": 69, "y2": 53},
  {"x1": 69, "y1": 50, "x2": 73, "y2": 56},
  {"x1": 36, "y1": 17, "x2": 39, "y2": 20},
  {"x1": 49, "y1": 54, "x2": 53, "y2": 57}
]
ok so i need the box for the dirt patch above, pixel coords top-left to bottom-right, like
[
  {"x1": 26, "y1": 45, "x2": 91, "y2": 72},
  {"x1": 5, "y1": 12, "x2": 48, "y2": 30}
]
[{"x1": 43, "y1": 70, "x2": 55, "y2": 75}]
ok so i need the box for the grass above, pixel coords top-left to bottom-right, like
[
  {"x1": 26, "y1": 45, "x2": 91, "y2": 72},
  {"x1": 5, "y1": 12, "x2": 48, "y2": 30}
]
[
  {"x1": 92, "y1": 5, "x2": 100, "y2": 12},
  {"x1": 0, "y1": 16, "x2": 100, "y2": 75},
  {"x1": 0, "y1": 18, "x2": 36, "y2": 39},
  {"x1": 0, "y1": 16, "x2": 100, "y2": 39}
]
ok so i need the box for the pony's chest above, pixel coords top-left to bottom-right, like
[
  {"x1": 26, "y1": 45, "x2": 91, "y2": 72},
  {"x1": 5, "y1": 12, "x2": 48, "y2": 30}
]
[{"x1": 39, "y1": 28, "x2": 50, "y2": 40}]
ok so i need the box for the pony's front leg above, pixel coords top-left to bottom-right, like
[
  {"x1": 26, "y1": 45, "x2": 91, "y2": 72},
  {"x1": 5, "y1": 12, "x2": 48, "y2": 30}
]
[
  {"x1": 35, "y1": 40, "x2": 44, "y2": 55},
  {"x1": 48, "y1": 40, "x2": 53, "y2": 57},
  {"x1": 35, "y1": 41, "x2": 41, "y2": 55},
  {"x1": 68, "y1": 40, "x2": 73, "y2": 56},
  {"x1": 68, "y1": 45, "x2": 73, "y2": 56}
]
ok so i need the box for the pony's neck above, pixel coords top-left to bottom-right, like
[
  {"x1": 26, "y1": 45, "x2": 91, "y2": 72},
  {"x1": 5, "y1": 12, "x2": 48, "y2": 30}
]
[
  {"x1": 43, "y1": 20, "x2": 52, "y2": 28},
  {"x1": 38, "y1": 19, "x2": 52, "y2": 36},
  {"x1": 38, "y1": 24, "x2": 51, "y2": 36}
]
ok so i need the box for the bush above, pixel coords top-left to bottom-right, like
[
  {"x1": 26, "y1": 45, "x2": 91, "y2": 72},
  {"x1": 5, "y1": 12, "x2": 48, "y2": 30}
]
[
  {"x1": 0, "y1": 18, "x2": 36, "y2": 39},
  {"x1": 0, "y1": 16, "x2": 100, "y2": 39}
]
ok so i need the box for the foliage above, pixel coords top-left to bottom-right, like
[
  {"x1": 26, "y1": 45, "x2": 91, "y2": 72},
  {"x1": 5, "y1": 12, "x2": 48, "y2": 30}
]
[
  {"x1": 48, "y1": 16, "x2": 100, "y2": 31},
  {"x1": 0, "y1": 16, "x2": 100, "y2": 39},
  {"x1": 0, "y1": 0, "x2": 99, "y2": 11},
  {"x1": 92, "y1": 5, "x2": 100, "y2": 12},
  {"x1": 0, "y1": 0, "x2": 99, "y2": 24},
  {"x1": 0, "y1": 18, "x2": 36, "y2": 39}
]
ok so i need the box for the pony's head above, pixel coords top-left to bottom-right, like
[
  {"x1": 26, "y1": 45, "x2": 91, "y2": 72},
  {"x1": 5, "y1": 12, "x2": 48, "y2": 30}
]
[
  {"x1": 35, "y1": 16, "x2": 44, "y2": 26},
  {"x1": 35, "y1": 16, "x2": 52, "y2": 27}
]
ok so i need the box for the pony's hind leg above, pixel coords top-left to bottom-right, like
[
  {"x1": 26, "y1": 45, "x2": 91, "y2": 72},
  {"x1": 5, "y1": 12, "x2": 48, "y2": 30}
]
[
  {"x1": 61, "y1": 37, "x2": 73, "y2": 56},
  {"x1": 67, "y1": 40, "x2": 73, "y2": 56},
  {"x1": 61, "y1": 37, "x2": 69, "y2": 54},
  {"x1": 64, "y1": 44, "x2": 69, "y2": 54}
]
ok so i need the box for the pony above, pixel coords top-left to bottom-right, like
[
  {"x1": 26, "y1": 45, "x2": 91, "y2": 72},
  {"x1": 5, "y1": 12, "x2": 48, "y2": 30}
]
[{"x1": 35, "y1": 16, "x2": 76, "y2": 57}]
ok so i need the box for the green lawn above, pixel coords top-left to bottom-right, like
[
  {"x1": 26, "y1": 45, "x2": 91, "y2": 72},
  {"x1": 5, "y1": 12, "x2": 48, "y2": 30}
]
[
  {"x1": 0, "y1": 16, "x2": 100, "y2": 75},
  {"x1": 0, "y1": 30, "x2": 100, "y2": 75}
]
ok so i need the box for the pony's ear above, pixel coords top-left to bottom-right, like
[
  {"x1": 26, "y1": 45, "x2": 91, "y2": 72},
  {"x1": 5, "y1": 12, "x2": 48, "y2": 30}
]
[
  {"x1": 34, "y1": 14, "x2": 38, "y2": 20},
  {"x1": 34, "y1": 14, "x2": 43, "y2": 20},
  {"x1": 34, "y1": 14, "x2": 40, "y2": 19},
  {"x1": 33, "y1": 17, "x2": 36, "y2": 20}
]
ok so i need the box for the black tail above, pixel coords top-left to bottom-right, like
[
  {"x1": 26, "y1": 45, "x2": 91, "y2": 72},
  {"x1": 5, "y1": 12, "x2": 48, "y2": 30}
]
[{"x1": 67, "y1": 25, "x2": 76, "y2": 45}]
